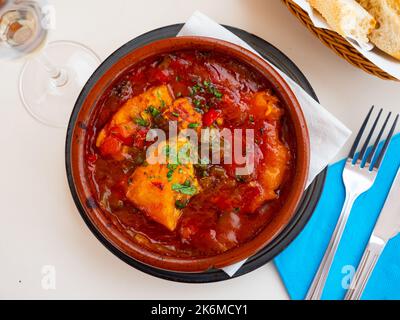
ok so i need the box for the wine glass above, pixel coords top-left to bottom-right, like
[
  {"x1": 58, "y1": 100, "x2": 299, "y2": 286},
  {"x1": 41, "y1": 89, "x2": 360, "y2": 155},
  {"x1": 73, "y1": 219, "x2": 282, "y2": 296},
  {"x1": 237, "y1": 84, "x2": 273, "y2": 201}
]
[{"x1": 0, "y1": 0, "x2": 101, "y2": 127}]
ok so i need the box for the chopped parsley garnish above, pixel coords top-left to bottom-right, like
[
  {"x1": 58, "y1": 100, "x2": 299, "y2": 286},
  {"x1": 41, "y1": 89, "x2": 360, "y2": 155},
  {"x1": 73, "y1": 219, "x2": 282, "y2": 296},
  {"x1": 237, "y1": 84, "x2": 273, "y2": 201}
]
[
  {"x1": 210, "y1": 86, "x2": 222, "y2": 99},
  {"x1": 146, "y1": 105, "x2": 160, "y2": 117},
  {"x1": 191, "y1": 83, "x2": 203, "y2": 94},
  {"x1": 175, "y1": 199, "x2": 189, "y2": 209},
  {"x1": 163, "y1": 145, "x2": 170, "y2": 157},
  {"x1": 176, "y1": 92, "x2": 182, "y2": 97},
  {"x1": 135, "y1": 117, "x2": 148, "y2": 127},
  {"x1": 166, "y1": 163, "x2": 178, "y2": 181},
  {"x1": 172, "y1": 111, "x2": 180, "y2": 117},
  {"x1": 249, "y1": 115, "x2": 255, "y2": 123},
  {"x1": 194, "y1": 107, "x2": 204, "y2": 114},
  {"x1": 188, "y1": 122, "x2": 199, "y2": 128},
  {"x1": 203, "y1": 80, "x2": 223, "y2": 99},
  {"x1": 156, "y1": 91, "x2": 166, "y2": 108},
  {"x1": 172, "y1": 180, "x2": 197, "y2": 195},
  {"x1": 167, "y1": 164, "x2": 178, "y2": 170},
  {"x1": 193, "y1": 99, "x2": 202, "y2": 108},
  {"x1": 175, "y1": 75, "x2": 181, "y2": 82},
  {"x1": 214, "y1": 91, "x2": 223, "y2": 99}
]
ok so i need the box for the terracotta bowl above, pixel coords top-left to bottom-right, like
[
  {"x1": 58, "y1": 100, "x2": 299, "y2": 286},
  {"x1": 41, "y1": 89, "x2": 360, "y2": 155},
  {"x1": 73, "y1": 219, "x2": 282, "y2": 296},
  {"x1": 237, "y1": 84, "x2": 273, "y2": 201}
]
[{"x1": 66, "y1": 36, "x2": 310, "y2": 273}]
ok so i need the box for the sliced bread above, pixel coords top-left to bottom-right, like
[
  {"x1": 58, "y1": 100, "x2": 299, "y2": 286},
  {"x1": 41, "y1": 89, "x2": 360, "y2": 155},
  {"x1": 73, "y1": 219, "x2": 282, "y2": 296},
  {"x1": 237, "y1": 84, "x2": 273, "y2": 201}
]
[
  {"x1": 308, "y1": 0, "x2": 376, "y2": 45},
  {"x1": 358, "y1": 0, "x2": 400, "y2": 59}
]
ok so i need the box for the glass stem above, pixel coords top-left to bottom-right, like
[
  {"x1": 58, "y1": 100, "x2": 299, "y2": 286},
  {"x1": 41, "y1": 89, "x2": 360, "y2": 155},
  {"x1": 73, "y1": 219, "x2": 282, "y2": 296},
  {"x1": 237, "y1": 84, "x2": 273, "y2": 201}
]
[{"x1": 36, "y1": 51, "x2": 68, "y2": 87}]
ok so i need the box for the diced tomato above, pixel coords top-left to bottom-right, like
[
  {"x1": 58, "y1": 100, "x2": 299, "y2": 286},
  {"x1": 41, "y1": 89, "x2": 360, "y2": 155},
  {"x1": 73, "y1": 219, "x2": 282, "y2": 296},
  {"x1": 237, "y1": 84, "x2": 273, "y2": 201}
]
[
  {"x1": 239, "y1": 184, "x2": 264, "y2": 213},
  {"x1": 179, "y1": 212, "x2": 219, "y2": 249},
  {"x1": 100, "y1": 135, "x2": 123, "y2": 156},
  {"x1": 151, "y1": 181, "x2": 164, "y2": 190},
  {"x1": 170, "y1": 81, "x2": 190, "y2": 97},
  {"x1": 114, "y1": 133, "x2": 134, "y2": 146},
  {"x1": 180, "y1": 221, "x2": 224, "y2": 252},
  {"x1": 86, "y1": 153, "x2": 97, "y2": 163},
  {"x1": 109, "y1": 126, "x2": 136, "y2": 145},
  {"x1": 202, "y1": 109, "x2": 220, "y2": 126},
  {"x1": 213, "y1": 195, "x2": 235, "y2": 211},
  {"x1": 133, "y1": 128, "x2": 149, "y2": 149},
  {"x1": 152, "y1": 69, "x2": 170, "y2": 83},
  {"x1": 112, "y1": 178, "x2": 129, "y2": 198},
  {"x1": 106, "y1": 125, "x2": 147, "y2": 150},
  {"x1": 169, "y1": 57, "x2": 191, "y2": 74},
  {"x1": 130, "y1": 68, "x2": 145, "y2": 83}
]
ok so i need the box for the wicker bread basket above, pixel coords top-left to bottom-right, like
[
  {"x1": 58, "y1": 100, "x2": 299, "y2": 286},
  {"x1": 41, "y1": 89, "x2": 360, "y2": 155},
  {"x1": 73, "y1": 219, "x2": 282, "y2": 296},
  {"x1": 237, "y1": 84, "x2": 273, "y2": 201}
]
[{"x1": 282, "y1": 0, "x2": 397, "y2": 81}]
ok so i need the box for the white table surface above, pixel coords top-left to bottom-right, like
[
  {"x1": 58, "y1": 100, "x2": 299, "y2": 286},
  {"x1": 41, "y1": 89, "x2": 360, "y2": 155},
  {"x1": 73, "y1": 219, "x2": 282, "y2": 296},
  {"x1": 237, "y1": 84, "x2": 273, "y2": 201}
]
[{"x1": 1, "y1": 0, "x2": 399, "y2": 300}]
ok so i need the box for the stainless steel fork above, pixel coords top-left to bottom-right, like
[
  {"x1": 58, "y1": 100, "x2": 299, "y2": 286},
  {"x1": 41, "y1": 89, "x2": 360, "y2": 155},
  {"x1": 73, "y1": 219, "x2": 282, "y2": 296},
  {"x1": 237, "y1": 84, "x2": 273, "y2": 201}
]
[{"x1": 306, "y1": 106, "x2": 399, "y2": 300}]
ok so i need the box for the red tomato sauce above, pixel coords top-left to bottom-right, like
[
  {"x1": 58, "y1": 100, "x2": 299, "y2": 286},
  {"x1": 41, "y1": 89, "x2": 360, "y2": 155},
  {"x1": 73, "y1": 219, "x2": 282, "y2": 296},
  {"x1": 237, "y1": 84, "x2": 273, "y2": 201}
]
[{"x1": 84, "y1": 50, "x2": 296, "y2": 258}]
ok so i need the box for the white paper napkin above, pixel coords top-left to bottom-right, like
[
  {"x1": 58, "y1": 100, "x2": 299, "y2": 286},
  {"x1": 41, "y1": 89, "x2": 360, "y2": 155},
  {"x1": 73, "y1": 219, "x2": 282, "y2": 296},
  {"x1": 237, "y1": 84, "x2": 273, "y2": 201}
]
[
  {"x1": 178, "y1": 11, "x2": 351, "y2": 276},
  {"x1": 292, "y1": 0, "x2": 400, "y2": 80}
]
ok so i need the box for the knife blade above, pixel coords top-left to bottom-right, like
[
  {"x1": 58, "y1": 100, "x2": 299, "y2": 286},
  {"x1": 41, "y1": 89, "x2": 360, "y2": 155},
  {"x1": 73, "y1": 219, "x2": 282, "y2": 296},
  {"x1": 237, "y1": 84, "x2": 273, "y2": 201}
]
[
  {"x1": 345, "y1": 166, "x2": 400, "y2": 300},
  {"x1": 373, "y1": 167, "x2": 400, "y2": 242}
]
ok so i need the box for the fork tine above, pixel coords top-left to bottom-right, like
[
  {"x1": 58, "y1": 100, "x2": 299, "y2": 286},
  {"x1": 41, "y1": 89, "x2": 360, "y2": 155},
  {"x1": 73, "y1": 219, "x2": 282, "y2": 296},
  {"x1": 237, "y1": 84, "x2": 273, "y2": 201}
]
[
  {"x1": 349, "y1": 106, "x2": 374, "y2": 160},
  {"x1": 366, "y1": 112, "x2": 391, "y2": 166},
  {"x1": 372, "y1": 114, "x2": 399, "y2": 170},
  {"x1": 357, "y1": 108, "x2": 383, "y2": 165}
]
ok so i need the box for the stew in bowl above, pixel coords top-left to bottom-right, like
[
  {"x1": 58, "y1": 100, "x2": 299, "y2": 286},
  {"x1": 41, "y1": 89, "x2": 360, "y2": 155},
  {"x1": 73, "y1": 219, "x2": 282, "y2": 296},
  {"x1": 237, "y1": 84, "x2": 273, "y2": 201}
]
[{"x1": 67, "y1": 37, "x2": 309, "y2": 272}]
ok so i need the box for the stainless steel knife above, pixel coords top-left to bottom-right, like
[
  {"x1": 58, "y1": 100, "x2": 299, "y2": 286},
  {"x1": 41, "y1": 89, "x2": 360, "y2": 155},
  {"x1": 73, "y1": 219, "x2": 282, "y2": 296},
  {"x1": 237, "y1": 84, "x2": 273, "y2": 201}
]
[{"x1": 345, "y1": 166, "x2": 400, "y2": 300}]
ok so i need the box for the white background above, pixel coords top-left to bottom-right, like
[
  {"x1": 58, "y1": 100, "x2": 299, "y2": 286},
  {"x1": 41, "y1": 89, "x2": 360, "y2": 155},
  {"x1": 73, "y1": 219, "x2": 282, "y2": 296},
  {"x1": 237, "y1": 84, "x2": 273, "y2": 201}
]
[{"x1": 0, "y1": 0, "x2": 399, "y2": 299}]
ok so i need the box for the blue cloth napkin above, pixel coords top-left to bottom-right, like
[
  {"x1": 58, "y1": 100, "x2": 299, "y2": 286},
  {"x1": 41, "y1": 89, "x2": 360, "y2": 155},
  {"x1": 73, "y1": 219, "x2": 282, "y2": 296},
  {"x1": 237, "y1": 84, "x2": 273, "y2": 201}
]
[{"x1": 275, "y1": 134, "x2": 400, "y2": 300}]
